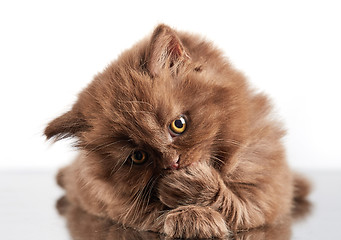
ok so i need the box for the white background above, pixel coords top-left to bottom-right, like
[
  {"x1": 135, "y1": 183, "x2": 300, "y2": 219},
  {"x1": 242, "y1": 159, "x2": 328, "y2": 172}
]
[{"x1": 0, "y1": 0, "x2": 340, "y2": 171}]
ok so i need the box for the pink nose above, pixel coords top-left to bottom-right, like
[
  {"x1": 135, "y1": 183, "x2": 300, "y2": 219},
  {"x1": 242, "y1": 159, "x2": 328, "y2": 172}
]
[
  {"x1": 165, "y1": 155, "x2": 180, "y2": 170},
  {"x1": 169, "y1": 162, "x2": 179, "y2": 170}
]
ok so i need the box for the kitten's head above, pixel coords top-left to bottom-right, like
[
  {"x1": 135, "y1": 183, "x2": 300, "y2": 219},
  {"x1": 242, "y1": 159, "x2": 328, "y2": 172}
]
[{"x1": 45, "y1": 24, "x2": 248, "y2": 205}]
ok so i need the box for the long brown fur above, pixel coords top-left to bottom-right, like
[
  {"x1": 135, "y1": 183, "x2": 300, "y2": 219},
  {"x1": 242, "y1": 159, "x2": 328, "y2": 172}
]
[{"x1": 45, "y1": 24, "x2": 310, "y2": 239}]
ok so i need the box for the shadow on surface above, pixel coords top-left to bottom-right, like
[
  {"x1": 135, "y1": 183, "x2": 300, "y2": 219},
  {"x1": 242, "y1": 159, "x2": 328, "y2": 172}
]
[{"x1": 56, "y1": 196, "x2": 311, "y2": 240}]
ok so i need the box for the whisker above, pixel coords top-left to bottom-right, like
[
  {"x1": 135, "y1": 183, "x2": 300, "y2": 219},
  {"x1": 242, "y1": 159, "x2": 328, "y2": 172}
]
[
  {"x1": 109, "y1": 149, "x2": 132, "y2": 177},
  {"x1": 210, "y1": 155, "x2": 225, "y2": 166},
  {"x1": 140, "y1": 173, "x2": 162, "y2": 217},
  {"x1": 145, "y1": 175, "x2": 160, "y2": 206}
]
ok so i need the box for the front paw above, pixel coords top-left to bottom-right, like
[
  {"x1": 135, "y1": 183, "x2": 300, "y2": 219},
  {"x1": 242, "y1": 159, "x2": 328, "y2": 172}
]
[
  {"x1": 163, "y1": 205, "x2": 231, "y2": 239},
  {"x1": 158, "y1": 162, "x2": 222, "y2": 208}
]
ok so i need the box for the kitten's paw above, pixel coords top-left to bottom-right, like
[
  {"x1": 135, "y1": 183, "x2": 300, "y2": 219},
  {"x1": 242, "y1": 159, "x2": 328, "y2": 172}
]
[
  {"x1": 163, "y1": 205, "x2": 231, "y2": 239},
  {"x1": 159, "y1": 161, "x2": 222, "y2": 208}
]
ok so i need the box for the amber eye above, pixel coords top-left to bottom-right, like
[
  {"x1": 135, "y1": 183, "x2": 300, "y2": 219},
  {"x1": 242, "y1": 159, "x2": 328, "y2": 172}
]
[
  {"x1": 130, "y1": 150, "x2": 148, "y2": 164},
  {"x1": 169, "y1": 116, "x2": 187, "y2": 135}
]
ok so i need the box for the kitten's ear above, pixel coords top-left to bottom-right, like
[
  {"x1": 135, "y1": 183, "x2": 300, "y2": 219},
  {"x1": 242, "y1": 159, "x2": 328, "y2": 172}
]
[
  {"x1": 44, "y1": 108, "x2": 89, "y2": 141},
  {"x1": 147, "y1": 24, "x2": 190, "y2": 77}
]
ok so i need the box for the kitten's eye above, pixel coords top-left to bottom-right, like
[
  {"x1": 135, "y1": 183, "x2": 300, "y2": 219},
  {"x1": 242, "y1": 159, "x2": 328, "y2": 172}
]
[
  {"x1": 130, "y1": 150, "x2": 148, "y2": 164},
  {"x1": 169, "y1": 116, "x2": 187, "y2": 135}
]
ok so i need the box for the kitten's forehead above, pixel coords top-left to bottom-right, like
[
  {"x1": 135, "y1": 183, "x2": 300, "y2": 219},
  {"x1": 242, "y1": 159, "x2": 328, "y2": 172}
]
[{"x1": 112, "y1": 97, "x2": 172, "y2": 146}]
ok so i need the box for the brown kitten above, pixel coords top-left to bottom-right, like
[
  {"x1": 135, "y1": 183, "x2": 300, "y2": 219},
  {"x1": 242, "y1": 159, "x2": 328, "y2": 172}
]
[{"x1": 45, "y1": 24, "x2": 310, "y2": 239}]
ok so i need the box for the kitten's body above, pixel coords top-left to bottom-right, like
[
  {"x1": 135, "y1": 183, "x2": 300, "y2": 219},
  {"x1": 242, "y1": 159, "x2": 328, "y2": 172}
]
[{"x1": 45, "y1": 25, "x2": 309, "y2": 239}]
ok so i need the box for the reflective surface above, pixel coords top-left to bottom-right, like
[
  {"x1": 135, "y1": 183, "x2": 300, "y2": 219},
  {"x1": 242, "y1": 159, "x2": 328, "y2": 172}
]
[{"x1": 1, "y1": 170, "x2": 340, "y2": 239}]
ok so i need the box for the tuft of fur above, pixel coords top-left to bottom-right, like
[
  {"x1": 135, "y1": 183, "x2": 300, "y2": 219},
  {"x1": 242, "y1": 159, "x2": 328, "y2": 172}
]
[{"x1": 46, "y1": 24, "x2": 310, "y2": 238}]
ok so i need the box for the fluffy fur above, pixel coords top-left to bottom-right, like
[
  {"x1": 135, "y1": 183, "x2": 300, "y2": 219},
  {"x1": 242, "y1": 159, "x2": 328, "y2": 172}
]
[{"x1": 45, "y1": 24, "x2": 310, "y2": 239}]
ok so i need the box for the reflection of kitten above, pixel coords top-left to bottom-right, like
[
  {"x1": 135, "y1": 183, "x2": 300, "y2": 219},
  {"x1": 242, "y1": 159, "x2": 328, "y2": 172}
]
[{"x1": 45, "y1": 24, "x2": 310, "y2": 239}]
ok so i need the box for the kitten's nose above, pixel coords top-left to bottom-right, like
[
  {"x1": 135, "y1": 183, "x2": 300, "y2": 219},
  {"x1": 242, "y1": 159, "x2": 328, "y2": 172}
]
[{"x1": 164, "y1": 155, "x2": 180, "y2": 170}]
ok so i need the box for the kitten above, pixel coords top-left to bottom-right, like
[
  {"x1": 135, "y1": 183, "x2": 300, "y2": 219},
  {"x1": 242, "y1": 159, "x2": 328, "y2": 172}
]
[{"x1": 45, "y1": 24, "x2": 310, "y2": 239}]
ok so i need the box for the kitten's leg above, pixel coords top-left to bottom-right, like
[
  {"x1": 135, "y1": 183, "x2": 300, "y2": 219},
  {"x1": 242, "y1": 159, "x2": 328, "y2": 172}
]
[
  {"x1": 161, "y1": 205, "x2": 231, "y2": 239},
  {"x1": 211, "y1": 186, "x2": 269, "y2": 230},
  {"x1": 158, "y1": 161, "x2": 292, "y2": 231}
]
